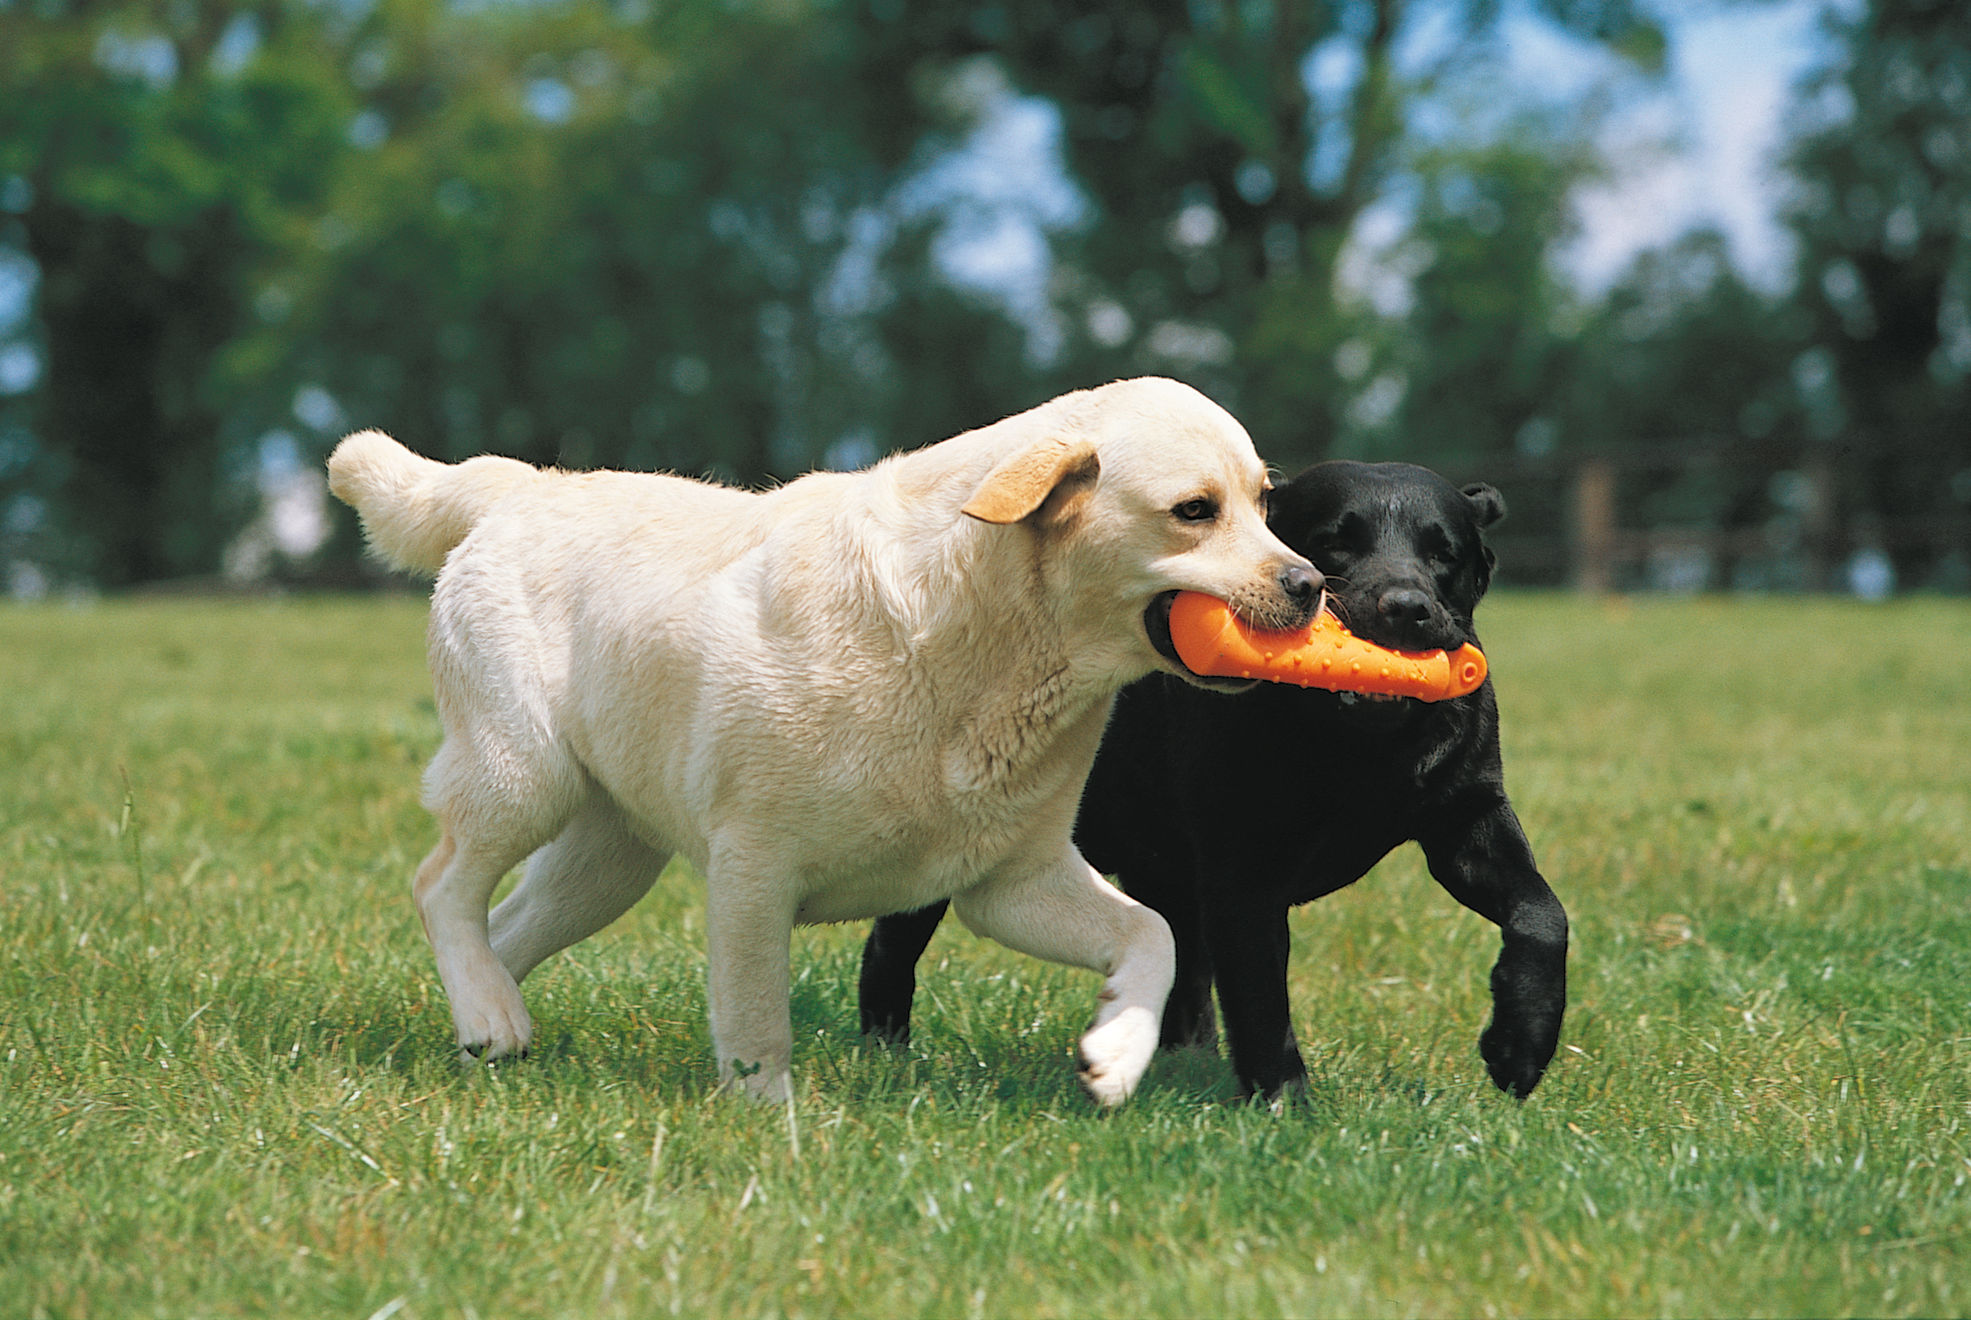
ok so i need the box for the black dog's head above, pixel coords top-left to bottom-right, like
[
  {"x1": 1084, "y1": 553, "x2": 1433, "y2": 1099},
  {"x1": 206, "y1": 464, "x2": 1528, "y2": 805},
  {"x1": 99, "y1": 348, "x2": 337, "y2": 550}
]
[{"x1": 1266, "y1": 460, "x2": 1503, "y2": 655}]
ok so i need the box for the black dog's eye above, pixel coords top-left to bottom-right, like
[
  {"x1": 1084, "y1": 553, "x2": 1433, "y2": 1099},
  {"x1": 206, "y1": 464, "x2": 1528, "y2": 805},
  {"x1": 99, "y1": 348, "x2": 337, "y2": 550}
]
[{"x1": 1172, "y1": 497, "x2": 1218, "y2": 524}]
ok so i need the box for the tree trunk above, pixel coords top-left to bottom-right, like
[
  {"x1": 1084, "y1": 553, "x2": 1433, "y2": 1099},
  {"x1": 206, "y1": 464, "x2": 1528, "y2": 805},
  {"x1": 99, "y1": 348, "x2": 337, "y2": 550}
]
[{"x1": 25, "y1": 201, "x2": 231, "y2": 587}]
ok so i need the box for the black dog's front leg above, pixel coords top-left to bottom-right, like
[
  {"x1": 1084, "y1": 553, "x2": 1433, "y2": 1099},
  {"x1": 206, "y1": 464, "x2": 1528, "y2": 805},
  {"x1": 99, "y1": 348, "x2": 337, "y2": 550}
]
[
  {"x1": 1111, "y1": 859, "x2": 1217, "y2": 1050},
  {"x1": 1422, "y1": 802, "x2": 1567, "y2": 1098},
  {"x1": 1201, "y1": 894, "x2": 1306, "y2": 1101},
  {"x1": 859, "y1": 901, "x2": 949, "y2": 1043}
]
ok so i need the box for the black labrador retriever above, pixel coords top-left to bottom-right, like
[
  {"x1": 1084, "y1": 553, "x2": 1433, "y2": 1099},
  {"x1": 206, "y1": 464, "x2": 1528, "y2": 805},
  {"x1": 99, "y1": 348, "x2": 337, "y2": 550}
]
[{"x1": 858, "y1": 459, "x2": 1568, "y2": 1101}]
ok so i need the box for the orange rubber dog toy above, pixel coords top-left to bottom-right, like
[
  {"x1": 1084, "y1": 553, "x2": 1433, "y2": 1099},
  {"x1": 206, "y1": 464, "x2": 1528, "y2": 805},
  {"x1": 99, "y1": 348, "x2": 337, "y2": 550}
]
[{"x1": 1168, "y1": 591, "x2": 1487, "y2": 701}]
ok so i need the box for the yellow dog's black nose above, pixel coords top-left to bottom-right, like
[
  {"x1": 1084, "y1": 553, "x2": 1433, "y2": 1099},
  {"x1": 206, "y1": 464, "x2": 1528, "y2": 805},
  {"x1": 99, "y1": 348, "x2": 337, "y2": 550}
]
[{"x1": 1279, "y1": 562, "x2": 1323, "y2": 619}]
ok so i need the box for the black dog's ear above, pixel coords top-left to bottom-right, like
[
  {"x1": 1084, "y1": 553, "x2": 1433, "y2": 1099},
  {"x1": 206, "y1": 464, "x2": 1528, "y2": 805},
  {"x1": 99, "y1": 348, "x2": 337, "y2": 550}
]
[
  {"x1": 1461, "y1": 483, "x2": 1504, "y2": 598},
  {"x1": 1462, "y1": 482, "x2": 1506, "y2": 529},
  {"x1": 1469, "y1": 537, "x2": 1499, "y2": 602}
]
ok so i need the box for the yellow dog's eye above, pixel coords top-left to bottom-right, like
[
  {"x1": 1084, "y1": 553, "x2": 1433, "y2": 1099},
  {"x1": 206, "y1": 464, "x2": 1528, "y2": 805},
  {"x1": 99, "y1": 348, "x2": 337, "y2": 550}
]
[{"x1": 1172, "y1": 497, "x2": 1218, "y2": 523}]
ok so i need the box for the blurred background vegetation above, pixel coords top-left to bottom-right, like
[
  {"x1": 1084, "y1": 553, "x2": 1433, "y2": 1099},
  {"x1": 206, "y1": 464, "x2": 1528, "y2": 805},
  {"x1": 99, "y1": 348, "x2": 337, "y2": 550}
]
[{"x1": 0, "y1": 0, "x2": 1965, "y2": 594}]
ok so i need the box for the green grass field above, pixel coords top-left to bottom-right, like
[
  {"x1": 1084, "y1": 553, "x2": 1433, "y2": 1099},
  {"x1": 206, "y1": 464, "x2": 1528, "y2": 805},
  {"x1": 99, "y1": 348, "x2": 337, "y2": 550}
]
[{"x1": 3, "y1": 593, "x2": 1969, "y2": 1318}]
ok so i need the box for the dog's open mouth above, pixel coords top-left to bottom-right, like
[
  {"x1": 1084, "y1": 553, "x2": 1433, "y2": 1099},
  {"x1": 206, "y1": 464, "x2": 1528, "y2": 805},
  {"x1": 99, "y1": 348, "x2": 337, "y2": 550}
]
[
  {"x1": 1143, "y1": 591, "x2": 1253, "y2": 692},
  {"x1": 1144, "y1": 591, "x2": 1183, "y2": 667}
]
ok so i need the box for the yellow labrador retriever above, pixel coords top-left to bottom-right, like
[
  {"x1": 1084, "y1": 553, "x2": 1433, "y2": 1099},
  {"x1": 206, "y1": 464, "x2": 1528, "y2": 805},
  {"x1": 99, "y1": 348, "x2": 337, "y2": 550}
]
[{"x1": 328, "y1": 377, "x2": 1320, "y2": 1105}]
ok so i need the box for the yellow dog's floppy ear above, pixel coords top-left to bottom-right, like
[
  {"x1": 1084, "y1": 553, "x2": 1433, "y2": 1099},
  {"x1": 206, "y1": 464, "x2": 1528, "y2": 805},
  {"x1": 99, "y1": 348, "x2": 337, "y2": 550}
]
[{"x1": 961, "y1": 436, "x2": 1101, "y2": 525}]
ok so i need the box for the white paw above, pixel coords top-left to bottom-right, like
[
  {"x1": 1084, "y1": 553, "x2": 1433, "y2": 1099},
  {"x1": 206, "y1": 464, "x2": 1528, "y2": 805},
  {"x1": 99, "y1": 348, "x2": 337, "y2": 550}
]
[
  {"x1": 1075, "y1": 1004, "x2": 1159, "y2": 1106},
  {"x1": 453, "y1": 996, "x2": 533, "y2": 1062},
  {"x1": 719, "y1": 1061, "x2": 793, "y2": 1104}
]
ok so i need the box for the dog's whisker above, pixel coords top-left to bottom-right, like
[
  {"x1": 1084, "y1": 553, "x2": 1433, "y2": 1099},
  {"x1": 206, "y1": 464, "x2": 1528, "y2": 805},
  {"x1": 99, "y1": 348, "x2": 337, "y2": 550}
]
[{"x1": 1320, "y1": 582, "x2": 1355, "y2": 630}]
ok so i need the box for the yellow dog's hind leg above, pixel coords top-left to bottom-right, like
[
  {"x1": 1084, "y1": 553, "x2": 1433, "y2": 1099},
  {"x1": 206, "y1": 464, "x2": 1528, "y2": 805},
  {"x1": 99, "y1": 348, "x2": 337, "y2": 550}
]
[{"x1": 489, "y1": 787, "x2": 668, "y2": 984}]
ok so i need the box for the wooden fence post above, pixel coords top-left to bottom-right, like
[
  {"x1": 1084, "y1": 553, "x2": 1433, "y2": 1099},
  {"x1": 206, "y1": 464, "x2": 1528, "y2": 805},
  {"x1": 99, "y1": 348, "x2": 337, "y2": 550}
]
[
  {"x1": 1572, "y1": 457, "x2": 1617, "y2": 593},
  {"x1": 1802, "y1": 454, "x2": 1837, "y2": 591}
]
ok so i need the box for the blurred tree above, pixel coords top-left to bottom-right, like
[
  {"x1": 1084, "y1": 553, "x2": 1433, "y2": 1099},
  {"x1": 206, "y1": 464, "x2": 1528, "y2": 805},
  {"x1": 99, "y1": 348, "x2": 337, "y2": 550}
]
[
  {"x1": 1555, "y1": 231, "x2": 1814, "y2": 588},
  {"x1": 0, "y1": 0, "x2": 1764, "y2": 591},
  {"x1": 1370, "y1": 123, "x2": 1600, "y2": 466},
  {"x1": 862, "y1": 224, "x2": 1051, "y2": 453},
  {"x1": 0, "y1": 0, "x2": 353, "y2": 586},
  {"x1": 2, "y1": 0, "x2": 980, "y2": 585},
  {"x1": 276, "y1": 0, "x2": 920, "y2": 487},
  {"x1": 1781, "y1": 0, "x2": 1971, "y2": 585},
  {"x1": 1563, "y1": 232, "x2": 1799, "y2": 450},
  {"x1": 853, "y1": 0, "x2": 1670, "y2": 469}
]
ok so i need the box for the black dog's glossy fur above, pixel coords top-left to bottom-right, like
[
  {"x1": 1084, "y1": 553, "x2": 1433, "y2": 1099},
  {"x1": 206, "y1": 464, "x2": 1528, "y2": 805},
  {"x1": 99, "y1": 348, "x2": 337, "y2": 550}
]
[{"x1": 858, "y1": 460, "x2": 1568, "y2": 1101}]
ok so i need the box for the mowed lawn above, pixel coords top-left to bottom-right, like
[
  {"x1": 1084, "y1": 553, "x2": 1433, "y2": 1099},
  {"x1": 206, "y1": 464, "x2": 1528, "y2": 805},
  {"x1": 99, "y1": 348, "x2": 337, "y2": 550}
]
[{"x1": 2, "y1": 592, "x2": 1968, "y2": 1318}]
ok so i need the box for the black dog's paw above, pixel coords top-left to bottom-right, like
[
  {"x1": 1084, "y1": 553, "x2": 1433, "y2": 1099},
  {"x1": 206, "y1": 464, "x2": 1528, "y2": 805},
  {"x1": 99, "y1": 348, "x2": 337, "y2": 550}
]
[
  {"x1": 862, "y1": 1020, "x2": 911, "y2": 1047},
  {"x1": 1237, "y1": 1070, "x2": 1312, "y2": 1112},
  {"x1": 1478, "y1": 1021, "x2": 1554, "y2": 1099},
  {"x1": 1157, "y1": 1000, "x2": 1220, "y2": 1053}
]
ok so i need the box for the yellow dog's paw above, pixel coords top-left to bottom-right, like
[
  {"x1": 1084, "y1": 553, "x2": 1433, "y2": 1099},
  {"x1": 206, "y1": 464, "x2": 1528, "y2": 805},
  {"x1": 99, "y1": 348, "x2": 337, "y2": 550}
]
[
  {"x1": 1075, "y1": 1005, "x2": 1158, "y2": 1107},
  {"x1": 454, "y1": 999, "x2": 533, "y2": 1063},
  {"x1": 718, "y1": 1059, "x2": 794, "y2": 1104}
]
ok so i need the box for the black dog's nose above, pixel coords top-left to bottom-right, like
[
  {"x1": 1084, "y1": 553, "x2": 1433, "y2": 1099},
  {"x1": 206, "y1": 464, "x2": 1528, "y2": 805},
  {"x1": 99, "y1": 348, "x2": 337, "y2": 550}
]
[
  {"x1": 1280, "y1": 562, "x2": 1324, "y2": 608},
  {"x1": 1378, "y1": 587, "x2": 1432, "y2": 626}
]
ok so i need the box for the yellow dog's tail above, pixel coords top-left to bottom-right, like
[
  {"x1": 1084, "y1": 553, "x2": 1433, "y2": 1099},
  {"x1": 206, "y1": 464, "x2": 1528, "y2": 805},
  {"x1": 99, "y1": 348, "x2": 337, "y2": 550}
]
[{"x1": 326, "y1": 431, "x2": 540, "y2": 575}]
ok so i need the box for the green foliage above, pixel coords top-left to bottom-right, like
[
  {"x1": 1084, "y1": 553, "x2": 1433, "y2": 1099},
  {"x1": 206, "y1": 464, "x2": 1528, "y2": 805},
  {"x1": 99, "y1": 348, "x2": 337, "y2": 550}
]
[
  {"x1": 0, "y1": 0, "x2": 358, "y2": 584},
  {"x1": 1, "y1": 0, "x2": 1964, "y2": 590},
  {"x1": 277, "y1": 0, "x2": 924, "y2": 483},
  {"x1": 2, "y1": 593, "x2": 1970, "y2": 1315},
  {"x1": 1564, "y1": 232, "x2": 1801, "y2": 445},
  {"x1": 2, "y1": 0, "x2": 965, "y2": 583},
  {"x1": 1356, "y1": 118, "x2": 1602, "y2": 465},
  {"x1": 927, "y1": 1, "x2": 1673, "y2": 468},
  {"x1": 1533, "y1": 0, "x2": 1670, "y2": 75},
  {"x1": 1780, "y1": 0, "x2": 1971, "y2": 565}
]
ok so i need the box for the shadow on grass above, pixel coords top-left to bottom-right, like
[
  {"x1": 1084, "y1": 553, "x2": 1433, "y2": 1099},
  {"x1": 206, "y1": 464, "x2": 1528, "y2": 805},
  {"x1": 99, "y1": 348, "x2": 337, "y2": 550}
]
[{"x1": 275, "y1": 933, "x2": 1529, "y2": 1123}]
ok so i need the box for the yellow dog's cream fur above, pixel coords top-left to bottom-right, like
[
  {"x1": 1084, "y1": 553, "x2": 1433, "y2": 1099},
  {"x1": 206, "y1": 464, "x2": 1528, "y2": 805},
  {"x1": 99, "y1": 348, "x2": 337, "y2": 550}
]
[{"x1": 328, "y1": 377, "x2": 1316, "y2": 1104}]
